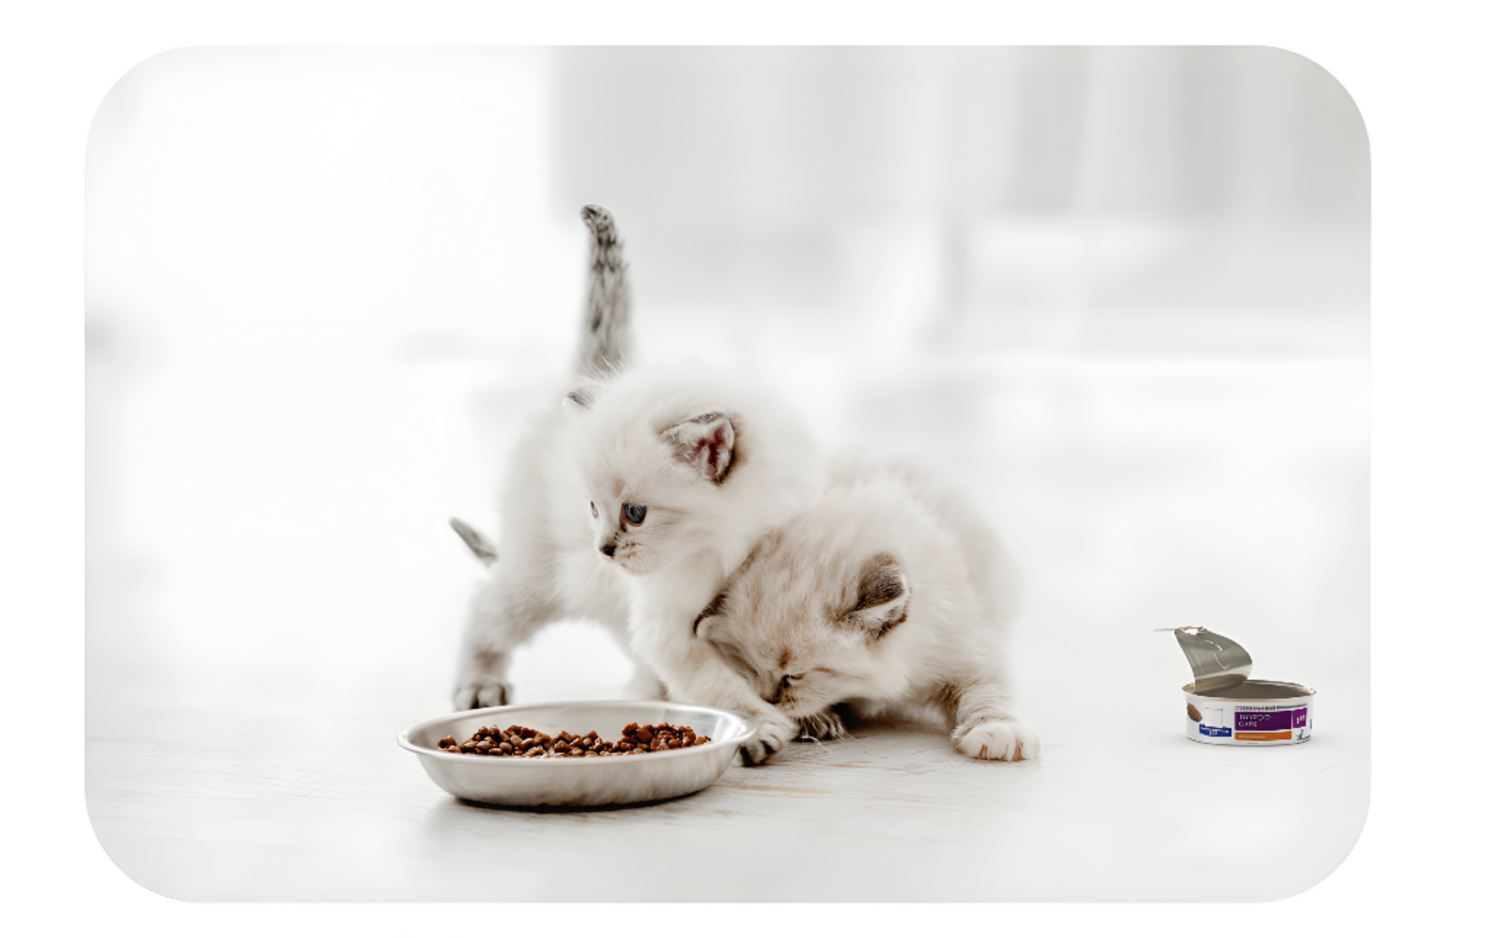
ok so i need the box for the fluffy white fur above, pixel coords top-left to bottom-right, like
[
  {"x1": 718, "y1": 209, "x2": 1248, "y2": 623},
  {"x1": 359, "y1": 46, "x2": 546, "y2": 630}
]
[
  {"x1": 571, "y1": 369, "x2": 828, "y2": 761},
  {"x1": 455, "y1": 366, "x2": 828, "y2": 761},
  {"x1": 452, "y1": 390, "x2": 639, "y2": 709},
  {"x1": 454, "y1": 205, "x2": 828, "y2": 764},
  {"x1": 693, "y1": 460, "x2": 1042, "y2": 762}
]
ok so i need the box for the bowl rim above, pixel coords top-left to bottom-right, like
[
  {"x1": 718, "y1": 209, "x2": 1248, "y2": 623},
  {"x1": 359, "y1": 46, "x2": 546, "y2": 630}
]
[{"x1": 396, "y1": 699, "x2": 756, "y2": 765}]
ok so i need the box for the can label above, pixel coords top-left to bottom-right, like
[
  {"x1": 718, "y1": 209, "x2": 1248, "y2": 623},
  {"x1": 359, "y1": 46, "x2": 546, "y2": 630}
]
[
  {"x1": 1185, "y1": 688, "x2": 1313, "y2": 746},
  {"x1": 1232, "y1": 707, "x2": 1307, "y2": 740}
]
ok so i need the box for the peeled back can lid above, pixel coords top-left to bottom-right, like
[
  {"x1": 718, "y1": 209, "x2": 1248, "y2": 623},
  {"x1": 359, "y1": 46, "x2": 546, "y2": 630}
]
[{"x1": 1161, "y1": 626, "x2": 1253, "y2": 695}]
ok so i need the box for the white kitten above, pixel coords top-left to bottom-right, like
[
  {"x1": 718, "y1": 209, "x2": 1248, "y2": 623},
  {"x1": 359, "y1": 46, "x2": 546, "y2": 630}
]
[
  {"x1": 693, "y1": 460, "x2": 1042, "y2": 763},
  {"x1": 454, "y1": 206, "x2": 824, "y2": 763},
  {"x1": 569, "y1": 369, "x2": 825, "y2": 762},
  {"x1": 451, "y1": 206, "x2": 640, "y2": 711}
]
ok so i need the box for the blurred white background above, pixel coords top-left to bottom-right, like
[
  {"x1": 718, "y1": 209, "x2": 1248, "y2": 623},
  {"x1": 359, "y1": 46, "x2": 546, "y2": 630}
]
[{"x1": 85, "y1": 47, "x2": 1367, "y2": 901}]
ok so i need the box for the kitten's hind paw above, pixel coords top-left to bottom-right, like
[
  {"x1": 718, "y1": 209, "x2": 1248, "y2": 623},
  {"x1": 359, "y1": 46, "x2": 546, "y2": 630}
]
[
  {"x1": 740, "y1": 712, "x2": 797, "y2": 766},
  {"x1": 453, "y1": 681, "x2": 511, "y2": 711},
  {"x1": 956, "y1": 719, "x2": 1042, "y2": 762}
]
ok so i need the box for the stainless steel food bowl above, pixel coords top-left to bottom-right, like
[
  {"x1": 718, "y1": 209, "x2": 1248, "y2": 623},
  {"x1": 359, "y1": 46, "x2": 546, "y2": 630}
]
[{"x1": 398, "y1": 700, "x2": 755, "y2": 807}]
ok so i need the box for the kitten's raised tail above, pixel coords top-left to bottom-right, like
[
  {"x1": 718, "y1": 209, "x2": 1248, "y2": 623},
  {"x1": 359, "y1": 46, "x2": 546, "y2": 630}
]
[
  {"x1": 576, "y1": 204, "x2": 632, "y2": 380},
  {"x1": 449, "y1": 517, "x2": 498, "y2": 565}
]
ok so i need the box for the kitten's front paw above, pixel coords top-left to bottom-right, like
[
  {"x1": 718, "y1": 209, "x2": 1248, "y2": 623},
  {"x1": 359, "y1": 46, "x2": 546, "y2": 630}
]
[
  {"x1": 453, "y1": 681, "x2": 511, "y2": 711},
  {"x1": 740, "y1": 712, "x2": 798, "y2": 766},
  {"x1": 796, "y1": 707, "x2": 848, "y2": 742},
  {"x1": 956, "y1": 719, "x2": 1042, "y2": 762}
]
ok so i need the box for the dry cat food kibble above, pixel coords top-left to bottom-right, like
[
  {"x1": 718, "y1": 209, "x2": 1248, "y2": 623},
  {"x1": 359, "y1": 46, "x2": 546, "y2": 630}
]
[{"x1": 437, "y1": 722, "x2": 712, "y2": 758}]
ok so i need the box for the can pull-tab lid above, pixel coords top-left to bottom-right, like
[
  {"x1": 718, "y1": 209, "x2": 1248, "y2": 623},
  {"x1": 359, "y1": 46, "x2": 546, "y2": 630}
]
[{"x1": 1156, "y1": 627, "x2": 1252, "y2": 694}]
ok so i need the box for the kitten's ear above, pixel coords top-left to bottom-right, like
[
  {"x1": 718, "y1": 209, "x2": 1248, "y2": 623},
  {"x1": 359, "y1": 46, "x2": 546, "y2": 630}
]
[
  {"x1": 662, "y1": 411, "x2": 736, "y2": 483},
  {"x1": 694, "y1": 592, "x2": 758, "y2": 678},
  {"x1": 692, "y1": 590, "x2": 730, "y2": 638},
  {"x1": 563, "y1": 383, "x2": 602, "y2": 410},
  {"x1": 844, "y1": 553, "x2": 909, "y2": 638}
]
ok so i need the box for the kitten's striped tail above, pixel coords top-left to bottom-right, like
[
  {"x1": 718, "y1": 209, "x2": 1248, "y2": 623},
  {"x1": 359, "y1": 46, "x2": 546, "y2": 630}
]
[{"x1": 575, "y1": 204, "x2": 632, "y2": 380}]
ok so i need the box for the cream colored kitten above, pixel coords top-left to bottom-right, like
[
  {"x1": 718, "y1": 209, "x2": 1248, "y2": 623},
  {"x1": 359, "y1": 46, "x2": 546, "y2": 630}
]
[{"x1": 693, "y1": 461, "x2": 1041, "y2": 762}]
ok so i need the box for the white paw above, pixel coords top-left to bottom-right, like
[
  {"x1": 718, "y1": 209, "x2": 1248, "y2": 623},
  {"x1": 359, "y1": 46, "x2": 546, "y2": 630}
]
[
  {"x1": 740, "y1": 711, "x2": 798, "y2": 766},
  {"x1": 956, "y1": 719, "x2": 1042, "y2": 762},
  {"x1": 453, "y1": 681, "x2": 511, "y2": 711},
  {"x1": 796, "y1": 707, "x2": 848, "y2": 742}
]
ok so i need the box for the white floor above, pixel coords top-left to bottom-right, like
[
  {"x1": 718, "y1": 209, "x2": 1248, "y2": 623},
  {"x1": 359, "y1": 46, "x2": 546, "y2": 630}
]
[
  {"x1": 85, "y1": 321, "x2": 1369, "y2": 902},
  {"x1": 86, "y1": 661, "x2": 1365, "y2": 903}
]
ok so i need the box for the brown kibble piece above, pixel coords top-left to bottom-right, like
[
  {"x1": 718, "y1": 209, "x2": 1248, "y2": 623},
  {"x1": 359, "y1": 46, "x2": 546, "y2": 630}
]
[
  {"x1": 439, "y1": 722, "x2": 710, "y2": 757},
  {"x1": 1187, "y1": 703, "x2": 1202, "y2": 722}
]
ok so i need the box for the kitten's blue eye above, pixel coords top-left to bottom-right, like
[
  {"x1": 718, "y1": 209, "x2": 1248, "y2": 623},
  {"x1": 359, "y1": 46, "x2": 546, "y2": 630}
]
[
  {"x1": 590, "y1": 501, "x2": 598, "y2": 519},
  {"x1": 624, "y1": 503, "x2": 648, "y2": 525}
]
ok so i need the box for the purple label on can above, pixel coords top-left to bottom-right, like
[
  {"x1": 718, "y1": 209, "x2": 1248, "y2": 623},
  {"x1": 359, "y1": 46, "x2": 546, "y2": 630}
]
[
  {"x1": 1235, "y1": 710, "x2": 1293, "y2": 732},
  {"x1": 1292, "y1": 708, "x2": 1307, "y2": 728}
]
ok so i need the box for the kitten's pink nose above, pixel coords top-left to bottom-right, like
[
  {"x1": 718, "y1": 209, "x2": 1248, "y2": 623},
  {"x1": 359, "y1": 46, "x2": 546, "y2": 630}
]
[{"x1": 599, "y1": 544, "x2": 616, "y2": 558}]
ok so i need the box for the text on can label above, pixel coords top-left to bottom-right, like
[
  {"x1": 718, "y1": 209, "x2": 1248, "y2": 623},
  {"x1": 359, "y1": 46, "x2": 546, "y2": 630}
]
[{"x1": 1234, "y1": 707, "x2": 1307, "y2": 732}]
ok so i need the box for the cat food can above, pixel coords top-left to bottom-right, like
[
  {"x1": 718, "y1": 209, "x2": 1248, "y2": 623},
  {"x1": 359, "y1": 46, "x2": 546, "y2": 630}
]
[
  {"x1": 1183, "y1": 679, "x2": 1315, "y2": 746},
  {"x1": 1163, "y1": 627, "x2": 1315, "y2": 746}
]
